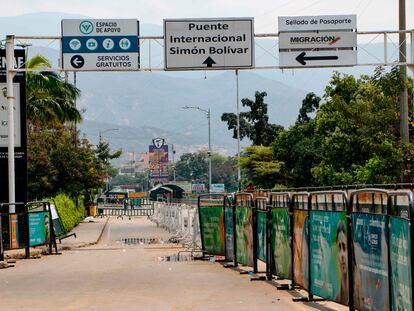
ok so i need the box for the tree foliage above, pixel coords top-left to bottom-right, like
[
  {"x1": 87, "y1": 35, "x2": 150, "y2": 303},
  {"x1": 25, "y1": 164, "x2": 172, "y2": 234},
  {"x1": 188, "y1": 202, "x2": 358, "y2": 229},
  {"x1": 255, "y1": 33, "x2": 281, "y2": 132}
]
[{"x1": 221, "y1": 91, "x2": 284, "y2": 146}]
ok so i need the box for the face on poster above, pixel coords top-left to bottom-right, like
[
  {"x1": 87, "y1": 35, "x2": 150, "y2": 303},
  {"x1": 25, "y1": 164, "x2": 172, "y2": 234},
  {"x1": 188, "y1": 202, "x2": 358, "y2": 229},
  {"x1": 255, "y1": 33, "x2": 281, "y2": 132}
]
[
  {"x1": 310, "y1": 211, "x2": 349, "y2": 305},
  {"x1": 235, "y1": 206, "x2": 253, "y2": 266}
]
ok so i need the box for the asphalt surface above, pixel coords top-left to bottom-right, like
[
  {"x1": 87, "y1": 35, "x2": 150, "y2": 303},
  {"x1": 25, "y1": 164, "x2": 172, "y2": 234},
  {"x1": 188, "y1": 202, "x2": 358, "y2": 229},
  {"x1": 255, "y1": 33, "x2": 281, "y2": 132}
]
[{"x1": 0, "y1": 217, "x2": 347, "y2": 310}]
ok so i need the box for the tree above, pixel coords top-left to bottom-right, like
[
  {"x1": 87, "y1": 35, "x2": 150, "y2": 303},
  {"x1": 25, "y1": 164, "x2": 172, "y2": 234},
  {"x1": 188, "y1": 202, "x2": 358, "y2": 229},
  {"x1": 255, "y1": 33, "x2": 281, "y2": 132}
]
[
  {"x1": 312, "y1": 67, "x2": 411, "y2": 185},
  {"x1": 221, "y1": 91, "x2": 284, "y2": 146},
  {"x1": 26, "y1": 54, "x2": 81, "y2": 127},
  {"x1": 175, "y1": 151, "x2": 209, "y2": 182},
  {"x1": 297, "y1": 92, "x2": 321, "y2": 124},
  {"x1": 239, "y1": 145, "x2": 284, "y2": 189}
]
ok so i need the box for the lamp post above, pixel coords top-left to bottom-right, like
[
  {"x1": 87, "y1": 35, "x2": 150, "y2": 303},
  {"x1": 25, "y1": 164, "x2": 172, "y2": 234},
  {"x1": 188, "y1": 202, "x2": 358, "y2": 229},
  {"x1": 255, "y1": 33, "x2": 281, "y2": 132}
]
[
  {"x1": 99, "y1": 128, "x2": 119, "y2": 144},
  {"x1": 182, "y1": 106, "x2": 212, "y2": 193}
]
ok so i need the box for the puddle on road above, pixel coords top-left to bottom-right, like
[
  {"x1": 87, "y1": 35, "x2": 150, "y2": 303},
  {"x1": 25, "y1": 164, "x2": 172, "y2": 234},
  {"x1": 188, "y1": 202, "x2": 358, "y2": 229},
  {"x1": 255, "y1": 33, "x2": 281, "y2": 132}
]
[{"x1": 119, "y1": 238, "x2": 161, "y2": 245}]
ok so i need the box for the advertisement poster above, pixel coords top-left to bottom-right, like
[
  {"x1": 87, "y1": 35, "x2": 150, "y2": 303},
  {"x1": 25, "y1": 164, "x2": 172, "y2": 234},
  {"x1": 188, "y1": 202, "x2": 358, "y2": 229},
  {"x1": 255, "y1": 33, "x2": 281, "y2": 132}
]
[
  {"x1": 9, "y1": 214, "x2": 19, "y2": 249},
  {"x1": 29, "y1": 212, "x2": 50, "y2": 247},
  {"x1": 225, "y1": 206, "x2": 234, "y2": 261},
  {"x1": 389, "y1": 217, "x2": 412, "y2": 311},
  {"x1": 199, "y1": 206, "x2": 225, "y2": 255},
  {"x1": 310, "y1": 211, "x2": 348, "y2": 305},
  {"x1": 271, "y1": 208, "x2": 291, "y2": 279},
  {"x1": 293, "y1": 210, "x2": 309, "y2": 290},
  {"x1": 352, "y1": 213, "x2": 389, "y2": 311},
  {"x1": 256, "y1": 210, "x2": 267, "y2": 262},
  {"x1": 235, "y1": 206, "x2": 254, "y2": 267}
]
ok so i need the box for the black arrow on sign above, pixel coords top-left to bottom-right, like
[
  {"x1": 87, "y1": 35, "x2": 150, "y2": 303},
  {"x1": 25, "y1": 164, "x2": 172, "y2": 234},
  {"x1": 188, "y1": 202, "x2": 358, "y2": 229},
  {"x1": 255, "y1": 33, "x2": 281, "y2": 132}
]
[
  {"x1": 70, "y1": 55, "x2": 85, "y2": 69},
  {"x1": 203, "y1": 56, "x2": 216, "y2": 68},
  {"x1": 295, "y1": 52, "x2": 338, "y2": 66}
]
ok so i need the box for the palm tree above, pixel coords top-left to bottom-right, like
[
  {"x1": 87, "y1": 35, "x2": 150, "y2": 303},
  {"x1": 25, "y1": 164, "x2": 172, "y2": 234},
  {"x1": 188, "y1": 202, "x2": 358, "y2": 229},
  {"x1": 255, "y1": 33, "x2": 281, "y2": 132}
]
[{"x1": 26, "y1": 54, "x2": 82, "y2": 127}]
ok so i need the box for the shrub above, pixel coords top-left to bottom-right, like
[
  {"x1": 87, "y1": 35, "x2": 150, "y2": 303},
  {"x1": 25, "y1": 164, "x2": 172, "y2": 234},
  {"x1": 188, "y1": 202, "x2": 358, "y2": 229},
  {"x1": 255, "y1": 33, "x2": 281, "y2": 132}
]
[{"x1": 53, "y1": 193, "x2": 85, "y2": 232}]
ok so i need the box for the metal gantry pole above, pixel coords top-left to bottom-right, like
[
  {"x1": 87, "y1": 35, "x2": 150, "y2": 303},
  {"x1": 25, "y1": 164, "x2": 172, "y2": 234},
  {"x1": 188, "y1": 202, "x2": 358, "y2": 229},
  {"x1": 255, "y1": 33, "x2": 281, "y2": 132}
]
[
  {"x1": 399, "y1": 0, "x2": 409, "y2": 143},
  {"x1": 207, "y1": 108, "x2": 212, "y2": 193},
  {"x1": 236, "y1": 70, "x2": 241, "y2": 190},
  {"x1": 6, "y1": 35, "x2": 16, "y2": 211}
]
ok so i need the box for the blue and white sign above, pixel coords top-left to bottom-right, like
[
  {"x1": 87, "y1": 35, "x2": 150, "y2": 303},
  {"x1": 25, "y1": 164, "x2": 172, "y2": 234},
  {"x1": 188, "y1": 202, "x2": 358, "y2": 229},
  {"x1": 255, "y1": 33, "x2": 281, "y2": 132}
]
[
  {"x1": 62, "y1": 19, "x2": 139, "y2": 71},
  {"x1": 211, "y1": 183, "x2": 225, "y2": 193}
]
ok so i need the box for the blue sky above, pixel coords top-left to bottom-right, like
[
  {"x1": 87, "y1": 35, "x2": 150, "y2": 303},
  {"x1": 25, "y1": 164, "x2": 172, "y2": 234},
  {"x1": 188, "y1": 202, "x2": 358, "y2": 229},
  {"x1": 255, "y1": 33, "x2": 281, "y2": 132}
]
[{"x1": 3, "y1": 0, "x2": 414, "y2": 33}]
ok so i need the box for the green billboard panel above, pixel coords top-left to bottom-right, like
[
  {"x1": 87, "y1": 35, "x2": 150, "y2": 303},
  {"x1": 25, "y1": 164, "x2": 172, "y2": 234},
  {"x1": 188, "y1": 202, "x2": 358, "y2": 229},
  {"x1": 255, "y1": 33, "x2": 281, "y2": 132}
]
[
  {"x1": 225, "y1": 206, "x2": 234, "y2": 261},
  {"x1": 256, "y1": 210, "x2": 267, "y2": 262},
  {"x1": 389, "y1": 217, "x2": 412, "y2": 311},
  {"x1": 29, "y1": 212, "x2": 50, "y2": 247},
  {"x1": 352, "y1": 213, "x2": 389, "y2": 311},
  {"x1": 293, "y1": 210, "x2": 309, "y2": 290},
  {"x1": 235, "y1": 206, "x2": 254, "y2": 267},
  {"x1": 271, "y1": 208, "x2": 291, "y2": 279},
  {"x1": 199, "y1": 206, "x2": 225, "y2": 256},
  {"x1": 310, "y1": 211, "x2": 348, "y2": 305}
]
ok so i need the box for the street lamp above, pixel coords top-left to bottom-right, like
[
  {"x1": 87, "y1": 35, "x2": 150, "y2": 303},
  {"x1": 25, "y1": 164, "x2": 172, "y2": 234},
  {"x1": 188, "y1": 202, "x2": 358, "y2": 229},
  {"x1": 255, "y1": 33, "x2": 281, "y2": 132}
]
[
  {"x1": 99, "y1": 128, "x2": 119, "y2": 144},
  {"x1": 182, "y1": 106, "x2": 212, "y2": 193}
]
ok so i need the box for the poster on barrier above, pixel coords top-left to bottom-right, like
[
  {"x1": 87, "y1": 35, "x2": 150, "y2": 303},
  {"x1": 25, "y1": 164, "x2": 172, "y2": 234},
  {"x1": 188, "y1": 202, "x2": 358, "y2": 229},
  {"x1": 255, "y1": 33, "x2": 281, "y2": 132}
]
[
  {"x1": 256, "y1": 210, "x2": 267, "y2": 262},
  {"x1": 29, "y1": 212, "x2": 50, "y2": 247},
  {"x1": 225, "y1": 206, "x2": 234, "y2": 261},
  {"x1": 10, "y1": 214, "x2": 19, "y2": 249},
  {"x1": 310, "y1": 211, "x2": 348, "y2": 305},
  {"x1": 235, "y1": 206, "x2": 254, "y2": 266},
  {"x1": 352, "y1": 213, "x2": 389, "y2": 311},
  {"x1": 293, "y1": 210, "x2": 309, "y2": 289},
  {"x1": 389, "y1": 217, "x2": 412, "y2": 311},
  {"x1": 199, "y1": 206, "x2": 225, "y2": 255},
  {"x1": 271, "y1": 208, "x2": 291, "y2": 278}
]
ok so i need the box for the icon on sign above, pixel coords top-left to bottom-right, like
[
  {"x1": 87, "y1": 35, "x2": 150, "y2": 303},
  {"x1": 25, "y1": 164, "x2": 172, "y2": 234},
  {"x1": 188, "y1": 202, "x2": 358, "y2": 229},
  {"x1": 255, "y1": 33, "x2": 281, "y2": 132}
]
[
  {"x1": 119, "y1": 38, "x2": 131, "y2": 50},
  {"x1": 86, "y1": 38, "x2": 98, "y2": 50},
  {"x1": 70, "y1": 55, "x2": 85, "y2": 69},
  {"x1": 79, "y1": 20, "x2": 94, "y2": 34},
  {"x1": 69, "y1": 39, "x2": 81, "y2": 51},
  {"x1": 102, "y1": 38, "x2": 115, "y2": 50}
]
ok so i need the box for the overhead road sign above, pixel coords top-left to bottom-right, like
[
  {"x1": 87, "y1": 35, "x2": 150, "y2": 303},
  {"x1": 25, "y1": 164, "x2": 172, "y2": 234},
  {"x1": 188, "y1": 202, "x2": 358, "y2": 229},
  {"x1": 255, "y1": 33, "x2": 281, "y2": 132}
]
[
  {"x1": 62, "y1": 19, "x2": 139, "y2": 71},
  {"x1": 278, "y1": 14, "x2": 357, "y2": 68},
  {"x1": 278, "y1": 15, "x2": 357, "y2": 32},
  {"x1": 279, "y1": 31, "x2": 357, "y2": 50},
  {"x1": 164, "y1": 18, "x2": 254, "y2": 71},
  {"x1": 279, "y1": 50, "x2": 357, "y2": 67}
]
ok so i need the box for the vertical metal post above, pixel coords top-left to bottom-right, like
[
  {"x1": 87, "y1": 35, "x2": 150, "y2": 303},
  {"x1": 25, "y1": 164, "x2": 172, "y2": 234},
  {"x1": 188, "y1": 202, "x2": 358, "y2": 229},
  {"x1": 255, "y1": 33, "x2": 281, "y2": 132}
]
[
  {"x1": 235, "y1": 70, "x2": 241, "y2": 190},
  {"x1": 172, "y1": 144, "x2": 176, "y2": 183},
  {"x1": 383, "y1": 32, "x2": 388, "y2": 65},
  {"x1": 207, "y1": 108, "x2": 212, "y2": 192},
  {"x1": 399, "y1": 0, "x2": 409, "y2": 143},
  {"x1": 6, "y1": 35, "x2": 16, "y2": 211}
]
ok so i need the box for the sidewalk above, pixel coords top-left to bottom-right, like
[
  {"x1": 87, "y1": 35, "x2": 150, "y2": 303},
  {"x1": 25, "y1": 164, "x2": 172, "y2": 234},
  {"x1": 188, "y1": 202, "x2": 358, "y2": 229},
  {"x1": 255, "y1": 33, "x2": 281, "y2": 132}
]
[
  {"x1": 59, "y1": 216, "x2": 109, "y2": 249},
  {"x1": 2, "y1": 216, "x2": 109, "y2": 262}
]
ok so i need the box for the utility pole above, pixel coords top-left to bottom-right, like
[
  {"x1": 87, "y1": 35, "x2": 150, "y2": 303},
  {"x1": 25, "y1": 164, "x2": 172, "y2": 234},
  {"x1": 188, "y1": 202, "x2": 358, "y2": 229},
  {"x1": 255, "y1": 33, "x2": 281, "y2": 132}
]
[
  {"x1": 399, "y1": 0, "x2": 409, "y2": 142},
  {"x1": 236, "y1": 70, "x2": 241, "y2": 190},
  {"x1": 6, "y1": 35, "x2": 16, "y2": 210}
]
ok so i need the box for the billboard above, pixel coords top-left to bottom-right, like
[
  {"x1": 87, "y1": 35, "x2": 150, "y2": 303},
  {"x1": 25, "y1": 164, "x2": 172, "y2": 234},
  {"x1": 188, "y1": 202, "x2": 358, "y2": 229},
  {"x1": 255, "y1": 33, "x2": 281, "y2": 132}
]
[{"x1": 148, "y1": 141, "x2": 169, "y2": 182}]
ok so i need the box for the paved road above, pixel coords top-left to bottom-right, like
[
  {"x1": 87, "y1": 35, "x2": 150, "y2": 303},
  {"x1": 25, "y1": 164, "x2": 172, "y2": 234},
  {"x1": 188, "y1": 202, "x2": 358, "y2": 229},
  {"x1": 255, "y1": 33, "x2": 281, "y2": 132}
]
[{"x1": 0, "y1": 217, "x2": 346, "y2": 310}]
